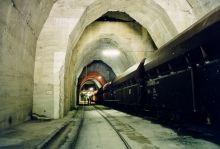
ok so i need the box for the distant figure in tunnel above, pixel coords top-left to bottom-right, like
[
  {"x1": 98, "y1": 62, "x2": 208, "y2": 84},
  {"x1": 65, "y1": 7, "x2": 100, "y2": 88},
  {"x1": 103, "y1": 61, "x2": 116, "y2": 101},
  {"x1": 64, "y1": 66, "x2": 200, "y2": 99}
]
[
  {"x1": 89, "y1": 95, "x2": 92, "y2": 105},
  {"x1": 86, "y1": 95, "x2": 89, "y2": 105},
  {"x1": 86, "y1": 95, "x2": 92, "y2": 105}
]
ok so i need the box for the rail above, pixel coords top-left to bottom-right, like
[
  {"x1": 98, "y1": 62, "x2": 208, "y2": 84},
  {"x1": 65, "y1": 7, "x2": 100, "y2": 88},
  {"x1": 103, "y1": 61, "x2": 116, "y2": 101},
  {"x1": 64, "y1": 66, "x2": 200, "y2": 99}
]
[{"x1": 93, "y1": 106, "x2": 132, "y2": 149}]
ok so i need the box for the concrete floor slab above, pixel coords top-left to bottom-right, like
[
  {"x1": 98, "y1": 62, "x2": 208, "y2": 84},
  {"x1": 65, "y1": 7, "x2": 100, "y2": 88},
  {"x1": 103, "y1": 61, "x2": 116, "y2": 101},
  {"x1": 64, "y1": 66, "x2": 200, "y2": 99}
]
[
  {"x1": 0, "y1": 111, "x2": 77, "y2": 149},
  {"x1": 75, "y1": 106, "x2": 127, "y2": 149}
]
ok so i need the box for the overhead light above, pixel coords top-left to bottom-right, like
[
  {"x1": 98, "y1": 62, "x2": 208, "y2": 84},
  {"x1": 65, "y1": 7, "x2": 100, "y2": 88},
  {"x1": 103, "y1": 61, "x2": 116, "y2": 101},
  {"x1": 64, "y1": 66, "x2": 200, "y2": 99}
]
[
  {"x1": 98, "y1": 76, "x2": 102, "y2": 79},
  {"x1": 89, "y1": 87, "x2": 94, "y2": 91},
  {"x1": 102, "y1": 49, "x2": 120, "y2": 57}
]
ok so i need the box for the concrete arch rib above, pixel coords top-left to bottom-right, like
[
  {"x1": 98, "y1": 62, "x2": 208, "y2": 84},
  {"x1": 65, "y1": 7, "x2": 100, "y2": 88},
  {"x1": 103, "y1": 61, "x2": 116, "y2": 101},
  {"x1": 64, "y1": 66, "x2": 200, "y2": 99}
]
[{"x1": 80, "y1": 71, "x2": 107, "y2": 89}]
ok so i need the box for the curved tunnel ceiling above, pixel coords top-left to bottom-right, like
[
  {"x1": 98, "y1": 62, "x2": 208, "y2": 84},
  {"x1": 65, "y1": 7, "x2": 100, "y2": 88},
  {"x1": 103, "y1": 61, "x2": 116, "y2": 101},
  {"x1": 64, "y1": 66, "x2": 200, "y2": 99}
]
[
  {"x1": 75, "y1": 36, "x2": 136, "y2": 77},
  {"x1": 65, "y1": 0, "x2": 178, "y2": 75},
  {"x1": 81, "y1": 79, "x2": 102, "y2": 89},
  {"x1": 77, "y1": 60, "x2": 115, "y2": 86},
  {"x1": 70, "y1": 12, "x2": 158, "y2": 80}
]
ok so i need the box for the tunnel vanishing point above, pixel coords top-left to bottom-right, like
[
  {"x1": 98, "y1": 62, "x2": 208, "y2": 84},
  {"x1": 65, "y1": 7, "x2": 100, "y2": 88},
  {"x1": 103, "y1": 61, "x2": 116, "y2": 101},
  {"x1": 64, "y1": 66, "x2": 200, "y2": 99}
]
[{"x1": 1, "y1": 0, "x2": 220, "y2": 148}]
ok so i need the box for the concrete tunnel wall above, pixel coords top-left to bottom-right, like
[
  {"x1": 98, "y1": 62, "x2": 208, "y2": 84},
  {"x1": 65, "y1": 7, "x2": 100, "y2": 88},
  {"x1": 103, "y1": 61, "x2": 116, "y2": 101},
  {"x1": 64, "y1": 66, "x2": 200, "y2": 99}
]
[
  {"x1": 0, "y1": 0, "x2": 54, "y2": 130},
  {"x1": 1, "y1": 0, "x2": 220, "y2": 130}
]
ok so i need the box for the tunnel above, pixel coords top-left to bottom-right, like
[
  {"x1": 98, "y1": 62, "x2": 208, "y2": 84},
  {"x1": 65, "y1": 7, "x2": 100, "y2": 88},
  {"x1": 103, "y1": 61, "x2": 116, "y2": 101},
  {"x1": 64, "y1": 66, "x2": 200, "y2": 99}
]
[{"x1": 1, "y1": 0, "x2": 220, "y2": 148}]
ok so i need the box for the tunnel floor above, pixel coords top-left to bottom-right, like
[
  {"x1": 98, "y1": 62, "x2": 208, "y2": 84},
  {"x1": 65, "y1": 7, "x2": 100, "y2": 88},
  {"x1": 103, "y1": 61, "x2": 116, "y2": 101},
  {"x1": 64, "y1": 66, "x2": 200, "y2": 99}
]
[
  {"x1": 0, "y1": 106, "x2": 219, "y2": 149},
  {"x1": 75, "y1": 106, "x2": 127, "y2": 149},
  {"x1": 75, "y1": 105, "x2": 220, "y2": 149}
]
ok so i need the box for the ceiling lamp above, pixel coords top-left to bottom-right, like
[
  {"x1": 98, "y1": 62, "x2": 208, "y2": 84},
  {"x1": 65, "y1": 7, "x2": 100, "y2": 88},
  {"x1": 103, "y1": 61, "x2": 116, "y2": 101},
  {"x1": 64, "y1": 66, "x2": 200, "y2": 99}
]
[
  {"x1": 89, "y1": 87, "x2": 94, "y2": 91},
  {"x1": 102, "y1": 49, "x2": 120, "y2": 57}
]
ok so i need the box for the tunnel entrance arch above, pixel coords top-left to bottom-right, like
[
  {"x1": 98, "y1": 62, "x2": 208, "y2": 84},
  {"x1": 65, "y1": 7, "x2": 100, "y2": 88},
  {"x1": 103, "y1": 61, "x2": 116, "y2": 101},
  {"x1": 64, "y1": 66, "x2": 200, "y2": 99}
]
[
  {"x1": 76, "y1": 60, "x2": 116, "y2": 105},
  {"x1": 79, "y1": 80, "x2": 101, "y2": 105},
  {"x1": 78, "y1": 72, "x2": 106, "y2": 105}
]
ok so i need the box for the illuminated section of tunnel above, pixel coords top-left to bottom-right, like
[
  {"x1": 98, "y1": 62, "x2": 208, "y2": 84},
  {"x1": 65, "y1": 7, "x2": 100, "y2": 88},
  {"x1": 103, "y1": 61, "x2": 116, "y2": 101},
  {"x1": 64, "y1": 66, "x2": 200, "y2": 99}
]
[
  {"x1": 78, "y1": 71, "x2": 106, "y2": 104},
  {"x1": 79, "y1": 80, "x2": 100, "y2": 104},
  {"x1": 65, "y1": 2, "x2": 178, "y2": 95},
  {"x1": 76, "y1": 60, "x2": 116, "y2": 104},
  {"x1": 63, "y1": 1, "x2": 180, "y2": 109},
  {"x1": 66, "y1": 11, "x2": 158, "y2": 108}
]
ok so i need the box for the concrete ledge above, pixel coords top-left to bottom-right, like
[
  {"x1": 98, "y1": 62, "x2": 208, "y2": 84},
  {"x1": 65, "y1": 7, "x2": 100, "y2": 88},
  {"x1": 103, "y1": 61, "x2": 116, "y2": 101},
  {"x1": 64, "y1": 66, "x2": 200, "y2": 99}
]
[
  {"x1": 35, "y1": 107, "x2": 84, "y2": 149},
  {"x1": 0, "y1": 109, "x2": 82, "y2": 149},
  {"x1": 35, "y1": 120, "x2": 71, "y2": 149},
  {"x1": 60, "y1": 107, "x2": 84, "y2": 149}
]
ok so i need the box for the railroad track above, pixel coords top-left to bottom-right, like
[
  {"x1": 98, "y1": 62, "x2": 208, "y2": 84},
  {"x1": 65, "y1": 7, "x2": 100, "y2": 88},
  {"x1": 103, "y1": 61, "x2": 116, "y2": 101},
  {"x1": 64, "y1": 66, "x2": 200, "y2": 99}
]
[{"x1": 93, "y1": 105, "x2": 132, "y2": 149}]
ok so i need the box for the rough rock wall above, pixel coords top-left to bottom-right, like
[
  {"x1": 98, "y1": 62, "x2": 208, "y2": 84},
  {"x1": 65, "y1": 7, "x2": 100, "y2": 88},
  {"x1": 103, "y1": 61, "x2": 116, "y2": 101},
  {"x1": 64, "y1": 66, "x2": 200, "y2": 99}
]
[{"x1": 0, "y1": 0, "x2": 54, "y2": 130}]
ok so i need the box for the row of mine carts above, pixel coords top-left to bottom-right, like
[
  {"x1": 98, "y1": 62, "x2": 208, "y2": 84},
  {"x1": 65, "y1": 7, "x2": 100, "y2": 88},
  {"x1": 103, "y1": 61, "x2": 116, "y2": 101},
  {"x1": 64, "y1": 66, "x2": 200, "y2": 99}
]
[{"x1": 96, "y1": 8, "x2": 220, "y2": 128}]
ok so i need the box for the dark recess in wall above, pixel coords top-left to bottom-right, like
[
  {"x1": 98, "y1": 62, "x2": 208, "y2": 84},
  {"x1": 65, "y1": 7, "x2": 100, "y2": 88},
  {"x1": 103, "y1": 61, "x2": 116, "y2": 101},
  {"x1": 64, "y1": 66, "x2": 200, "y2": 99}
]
[{"x1": 96, "y1": 11, "x2": 136, "y2": 22}]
